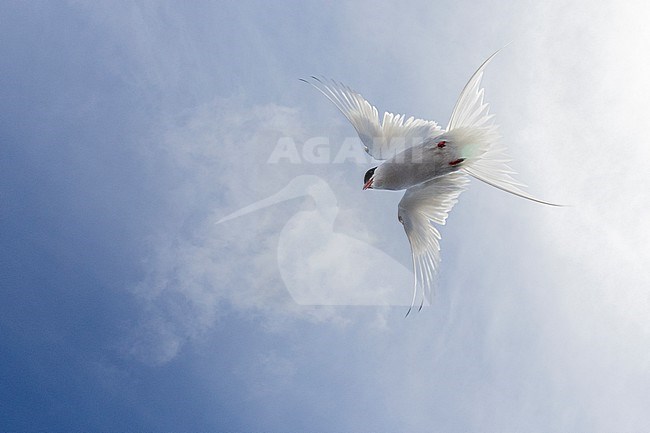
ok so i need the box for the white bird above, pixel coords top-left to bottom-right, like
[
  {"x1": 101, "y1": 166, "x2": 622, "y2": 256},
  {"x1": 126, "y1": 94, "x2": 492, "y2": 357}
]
[{"x1": 303, "y1": 50, "x2": 559, "y2": 315}]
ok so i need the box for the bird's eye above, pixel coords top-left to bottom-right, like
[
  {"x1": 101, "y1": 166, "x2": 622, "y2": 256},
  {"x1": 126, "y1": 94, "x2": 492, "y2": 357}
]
[{"x1": 364, "y1": 166, "x2": 377, "y2": 184}]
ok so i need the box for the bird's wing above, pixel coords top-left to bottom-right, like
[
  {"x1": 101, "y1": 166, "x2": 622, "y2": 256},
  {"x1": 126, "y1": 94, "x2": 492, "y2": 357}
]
[
  {"x1": 398, "y1": 172, "x2": 470, "y2": 314},
  {"x1": 447, "y1": 50, "x2": 499, "y2": 131},
  {"x1": 447, "y1": 50, "x2": 562, "y2": 206},
  {"x1": 302, "y1": 77, "x2": 443, "y2": 160}
]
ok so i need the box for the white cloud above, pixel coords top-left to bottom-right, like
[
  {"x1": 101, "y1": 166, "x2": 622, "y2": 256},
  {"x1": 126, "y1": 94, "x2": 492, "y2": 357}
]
[{"x1": 123, "y1": 97, "x2": 417, "y2": 364}]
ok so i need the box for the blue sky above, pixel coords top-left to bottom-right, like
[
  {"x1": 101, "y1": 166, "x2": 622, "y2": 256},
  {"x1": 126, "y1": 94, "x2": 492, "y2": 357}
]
[{"x1": 2, "y1": 1, "x2": 650, "y2": 432}]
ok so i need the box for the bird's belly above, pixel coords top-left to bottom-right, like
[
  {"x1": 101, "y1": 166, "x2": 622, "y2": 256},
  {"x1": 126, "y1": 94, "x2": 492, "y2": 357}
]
[
  {"x1": 380, "y1": 163, "x2": 458, "y2": 189},
  {"x1": 377, "y1": 138, "x2": 466, "y2": 190}
]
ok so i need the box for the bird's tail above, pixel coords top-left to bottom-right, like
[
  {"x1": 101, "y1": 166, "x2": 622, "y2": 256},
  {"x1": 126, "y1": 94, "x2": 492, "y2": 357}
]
[{"x1": 447, "y1": 50, "x2": 561, "y2": 206}]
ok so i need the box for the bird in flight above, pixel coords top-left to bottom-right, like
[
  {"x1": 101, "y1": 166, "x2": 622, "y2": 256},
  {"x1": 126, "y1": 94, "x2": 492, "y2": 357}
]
[{"x1": 302, "y1": 50, "x2": 560, "y2": 315}]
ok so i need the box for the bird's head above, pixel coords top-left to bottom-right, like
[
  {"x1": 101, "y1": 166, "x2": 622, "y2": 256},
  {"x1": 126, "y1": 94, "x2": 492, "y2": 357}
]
[{"x1": 363, "y1": 166, "x2": 377, "y2": 190}]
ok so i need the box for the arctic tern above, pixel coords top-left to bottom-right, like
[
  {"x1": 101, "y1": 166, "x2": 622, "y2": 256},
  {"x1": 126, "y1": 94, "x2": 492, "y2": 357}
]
[{"x1": 302, "y1": 50, "x2": 559, "y2": 315}]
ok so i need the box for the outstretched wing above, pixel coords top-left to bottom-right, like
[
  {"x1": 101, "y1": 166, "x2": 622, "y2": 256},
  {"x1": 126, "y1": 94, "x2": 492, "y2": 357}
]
[
  {"x1": 398, "y1": 172, "x2": 470, "y2": 314},
  {"x1": 448, "y1": 50, "x2": 561, "y2": 206},
  {"x1": 447, "y1": 50, "x2": 499, "y2": 131},
  {"x1": 302, "y1": 77, "x2": 443, "y2": 160}
]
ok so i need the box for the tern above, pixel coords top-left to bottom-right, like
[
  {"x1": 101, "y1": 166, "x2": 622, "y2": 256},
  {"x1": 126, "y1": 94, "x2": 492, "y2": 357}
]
[{"x1": 303, "y1": 50, "x2": 559, "y2": 315}]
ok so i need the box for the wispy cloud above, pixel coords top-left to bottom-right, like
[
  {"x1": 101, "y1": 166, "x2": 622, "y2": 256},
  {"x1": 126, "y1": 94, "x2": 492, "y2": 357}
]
[
  {"x1": 123, "y1": 97, "x2": 415, "y2": 364},
  {"x1": 6, "y1": 1, "x2": 650, "y2": 431}
]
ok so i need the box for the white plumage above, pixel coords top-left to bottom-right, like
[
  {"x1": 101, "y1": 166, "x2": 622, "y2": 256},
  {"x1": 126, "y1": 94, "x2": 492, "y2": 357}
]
[{"x1": 304, "y1": 50, "x2": 559, "y2": 314}]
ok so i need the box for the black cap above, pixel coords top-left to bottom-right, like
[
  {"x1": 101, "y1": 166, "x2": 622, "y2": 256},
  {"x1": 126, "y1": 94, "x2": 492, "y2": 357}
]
[{"x1": 364, "y1": 167, "x2": 377, "y2": 185}]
